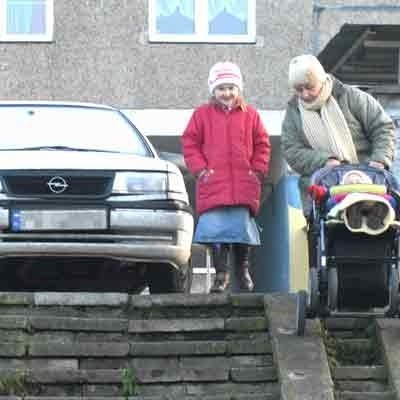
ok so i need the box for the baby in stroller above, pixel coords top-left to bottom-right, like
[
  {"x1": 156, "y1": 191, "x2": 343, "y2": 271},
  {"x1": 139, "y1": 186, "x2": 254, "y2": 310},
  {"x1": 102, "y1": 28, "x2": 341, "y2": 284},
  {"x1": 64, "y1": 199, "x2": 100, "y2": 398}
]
[
  {"x1": 296, "y1": 164, "x2": 400, "y2": 335},
  {"x1": 309, "y1": 164, "x2": 399, "y2": 235}
]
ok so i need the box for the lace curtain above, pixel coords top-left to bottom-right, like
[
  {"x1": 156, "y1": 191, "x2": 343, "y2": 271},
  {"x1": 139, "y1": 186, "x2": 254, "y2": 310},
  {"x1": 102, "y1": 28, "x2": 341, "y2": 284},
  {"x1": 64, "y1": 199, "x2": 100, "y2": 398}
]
[
  {"x1": 156, "y1": 0, "x2": 248, "y2": 35},
  {"x1": 7, "y1": 0, "x2": 46, "y2": 34}
]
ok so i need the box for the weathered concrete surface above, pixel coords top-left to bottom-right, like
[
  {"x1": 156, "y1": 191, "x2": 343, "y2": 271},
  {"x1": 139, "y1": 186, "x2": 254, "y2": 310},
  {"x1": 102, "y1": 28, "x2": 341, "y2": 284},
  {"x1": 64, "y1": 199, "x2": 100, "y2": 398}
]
[
  {"x1": 264, "y1": 293, "x2": 335, "y2": 400},
  {"x1": 0, "y1": 292, "x2": 278, "y2": 398},
  {"x1": 376, "y1": 318, "x2": 400, "y2": 399}
]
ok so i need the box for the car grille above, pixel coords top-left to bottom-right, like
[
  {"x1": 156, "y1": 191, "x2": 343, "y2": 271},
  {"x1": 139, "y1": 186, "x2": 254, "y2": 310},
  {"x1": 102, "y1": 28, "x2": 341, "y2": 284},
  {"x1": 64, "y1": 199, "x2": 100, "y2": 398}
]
[{"x1": 3, "y1": 174, "x2": 113, "y2": 197}]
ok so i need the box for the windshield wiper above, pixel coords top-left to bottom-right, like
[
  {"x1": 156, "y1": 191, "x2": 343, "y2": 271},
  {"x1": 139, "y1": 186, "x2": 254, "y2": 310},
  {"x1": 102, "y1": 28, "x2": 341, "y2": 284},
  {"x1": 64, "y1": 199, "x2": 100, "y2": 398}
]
[{"x1": 0, "y1": 146, "x2": 120, "y2": 153}]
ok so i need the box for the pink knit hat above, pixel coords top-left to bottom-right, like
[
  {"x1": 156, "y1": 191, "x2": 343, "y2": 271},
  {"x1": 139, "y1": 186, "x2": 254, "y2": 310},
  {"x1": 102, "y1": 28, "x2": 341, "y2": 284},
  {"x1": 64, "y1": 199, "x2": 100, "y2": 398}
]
[{"x1": 208, "y1": 62, "x2": 243, "y2": 94}]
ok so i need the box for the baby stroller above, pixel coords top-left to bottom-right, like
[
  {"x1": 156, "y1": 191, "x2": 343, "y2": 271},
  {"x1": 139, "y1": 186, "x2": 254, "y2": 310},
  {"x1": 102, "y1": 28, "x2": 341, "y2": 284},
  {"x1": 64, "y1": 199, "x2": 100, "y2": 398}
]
[{"x1": 296, "y1": 164, "x2": 400, "y2": 336}]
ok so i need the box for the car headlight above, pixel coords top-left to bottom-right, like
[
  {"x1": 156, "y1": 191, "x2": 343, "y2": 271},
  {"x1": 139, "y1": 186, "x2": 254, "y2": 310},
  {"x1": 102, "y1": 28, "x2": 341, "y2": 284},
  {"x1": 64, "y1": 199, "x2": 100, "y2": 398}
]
[
  {"x1": 112, "y1": 172, "x2": 167, "y2": 194},
  {"x1": 168, "y1": 171, "x2": 186, "y2": 193}
]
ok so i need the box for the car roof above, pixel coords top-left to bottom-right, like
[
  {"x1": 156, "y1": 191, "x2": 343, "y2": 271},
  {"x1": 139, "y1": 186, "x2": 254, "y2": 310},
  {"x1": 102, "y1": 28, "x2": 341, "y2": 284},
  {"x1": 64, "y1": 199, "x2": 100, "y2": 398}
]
[{"x1": 0, "y1": 101, "x2": 117, "y2": 110}]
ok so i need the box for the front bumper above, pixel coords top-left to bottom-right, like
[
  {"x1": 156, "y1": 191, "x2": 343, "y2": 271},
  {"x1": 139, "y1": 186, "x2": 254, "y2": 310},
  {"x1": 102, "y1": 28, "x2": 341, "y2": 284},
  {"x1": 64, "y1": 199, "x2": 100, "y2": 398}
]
[{"x1": 0, "y1": 208, "x2": 194, "y2": 268}]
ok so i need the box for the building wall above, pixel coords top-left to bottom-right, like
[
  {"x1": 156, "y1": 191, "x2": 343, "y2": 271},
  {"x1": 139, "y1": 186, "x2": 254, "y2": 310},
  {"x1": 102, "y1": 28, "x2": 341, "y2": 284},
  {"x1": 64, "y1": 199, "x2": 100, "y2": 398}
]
[
  {"x1": 0, "y1": 0, "x2": 308, "y2": 109},
  {"x1": 1, "y1": 1, "x2": 398, "y2": 109}
]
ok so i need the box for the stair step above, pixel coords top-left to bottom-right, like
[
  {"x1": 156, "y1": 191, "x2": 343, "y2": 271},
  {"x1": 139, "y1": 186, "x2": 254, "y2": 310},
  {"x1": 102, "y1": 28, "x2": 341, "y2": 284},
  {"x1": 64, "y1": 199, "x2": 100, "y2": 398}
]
[
  {"x1": 0, "y1": 395, "x2": 281, "y2": 400},
  {"x1": 0, "y1": 396, "x2": 281, "y2": 400},
  {"x1": 336, "y1": 390, "x2": 397, "y2": 400},
  {"x1": 0, "y1": 367, "x2": 278, "y2": 384},
  {"x1": 325, "y1": 317, "x2": 374, "y2": 331},
  {"x1": 333, "y1": 365, "x2": 387, "y2": 380},
  {"x1": 336, "y1": 380, "x2": 389, "y2": 392}
]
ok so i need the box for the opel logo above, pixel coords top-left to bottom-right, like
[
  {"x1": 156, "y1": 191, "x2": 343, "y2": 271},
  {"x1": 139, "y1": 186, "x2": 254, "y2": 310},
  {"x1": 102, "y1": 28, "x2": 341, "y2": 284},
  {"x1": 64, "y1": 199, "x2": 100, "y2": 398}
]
[{"x1": 47, "y1": 176, "x2": 68, "y2": 194}]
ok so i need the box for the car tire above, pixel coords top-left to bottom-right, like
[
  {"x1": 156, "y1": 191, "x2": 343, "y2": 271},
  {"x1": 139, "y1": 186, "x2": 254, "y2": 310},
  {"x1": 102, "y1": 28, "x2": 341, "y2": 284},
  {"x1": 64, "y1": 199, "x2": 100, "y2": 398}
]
[{"x1": 147, "y1": 260, "x2": 193, "y2": 294}]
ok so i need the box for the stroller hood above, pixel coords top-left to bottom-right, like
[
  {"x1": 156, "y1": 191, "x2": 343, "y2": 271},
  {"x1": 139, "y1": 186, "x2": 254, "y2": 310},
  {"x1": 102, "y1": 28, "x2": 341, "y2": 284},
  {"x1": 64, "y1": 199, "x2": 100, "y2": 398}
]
[{"x1": 310, "y1": 164, "x2": 399, "y2": 192}]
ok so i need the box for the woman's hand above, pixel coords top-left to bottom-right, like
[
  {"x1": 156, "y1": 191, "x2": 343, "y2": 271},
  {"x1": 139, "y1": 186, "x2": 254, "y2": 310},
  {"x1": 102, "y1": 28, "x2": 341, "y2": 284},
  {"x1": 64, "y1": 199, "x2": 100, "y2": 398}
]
[{"x1": 368, "y1": 161, "x2": 385, "y2": 169}]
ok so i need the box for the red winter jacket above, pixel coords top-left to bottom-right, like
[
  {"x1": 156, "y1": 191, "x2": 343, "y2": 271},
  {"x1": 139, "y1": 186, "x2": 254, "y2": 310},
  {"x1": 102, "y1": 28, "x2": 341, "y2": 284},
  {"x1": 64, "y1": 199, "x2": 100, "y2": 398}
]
[{"x1": 181, "y1": 103, "x2": 271, "y2": 216}]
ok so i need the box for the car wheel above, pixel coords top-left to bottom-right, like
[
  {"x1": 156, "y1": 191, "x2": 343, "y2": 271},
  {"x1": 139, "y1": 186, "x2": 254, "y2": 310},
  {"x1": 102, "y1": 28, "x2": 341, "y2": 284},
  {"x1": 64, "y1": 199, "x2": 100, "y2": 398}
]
[{"x1": 147, "y1": 260, "x2": 193, "y2": 294}]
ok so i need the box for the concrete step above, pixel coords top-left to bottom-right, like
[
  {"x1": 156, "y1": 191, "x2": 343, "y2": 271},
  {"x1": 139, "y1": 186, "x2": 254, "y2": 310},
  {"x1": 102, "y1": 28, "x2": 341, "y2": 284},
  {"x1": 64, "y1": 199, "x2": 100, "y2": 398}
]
[
  {"x1": 0, "y1": 395, "x2": 281, "y2": 400},
  {"x1": 333, "y1": 365, "x2": 387, "y2": 380},
  {"x1": 325, "y1": 317, "x2": 374, "y2": 331},
  {"x1": 336, "y1": 380, "x2": 389, "y2": 392},
  {"x1": 336, "y1": 391, "x2": 397, "y2": 400},
  {"x1": 0, "y1": 293, "x2": 279, "y2": 398}
]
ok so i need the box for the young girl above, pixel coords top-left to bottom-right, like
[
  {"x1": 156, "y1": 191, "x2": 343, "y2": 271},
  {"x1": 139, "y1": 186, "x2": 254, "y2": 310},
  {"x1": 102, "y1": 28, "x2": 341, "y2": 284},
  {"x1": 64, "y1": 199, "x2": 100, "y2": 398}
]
[{"x1": 181, "y1": 62, "x2": 271, "y2": 292}]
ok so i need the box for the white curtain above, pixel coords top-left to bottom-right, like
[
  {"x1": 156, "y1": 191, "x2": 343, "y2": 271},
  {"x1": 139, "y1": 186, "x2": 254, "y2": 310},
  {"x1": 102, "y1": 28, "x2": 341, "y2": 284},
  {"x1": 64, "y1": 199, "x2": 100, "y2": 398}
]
[
  {"x1": 156, "y1": 0, "x2": 194, "y2": 19},
  {"x1": 208, "y1": 0, "x2": 248, "y2": 21},
  {"x1": 7, "y1": 0, "x2": 46, "y2": 34}
]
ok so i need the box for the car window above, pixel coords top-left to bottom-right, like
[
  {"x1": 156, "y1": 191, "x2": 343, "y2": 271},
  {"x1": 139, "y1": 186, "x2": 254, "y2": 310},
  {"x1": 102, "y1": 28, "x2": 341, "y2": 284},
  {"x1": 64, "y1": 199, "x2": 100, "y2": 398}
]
[{"x1": 0, "y1": 105, "x2": 151, "y2": 156}]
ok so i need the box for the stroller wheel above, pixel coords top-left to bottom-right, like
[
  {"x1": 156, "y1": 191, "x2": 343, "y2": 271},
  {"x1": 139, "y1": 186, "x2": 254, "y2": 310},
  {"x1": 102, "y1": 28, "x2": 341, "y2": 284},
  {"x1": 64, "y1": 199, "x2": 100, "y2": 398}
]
[
  {"x1": 296, "y1": 290, "x2": 307, "y2": 336},
  {"x1": 386, "y1": 266, "x2": 399, "y2": 317},
  {"x1": 308, "y1": 268, "x2": 319, "y2": 315},
  {"x1": 328, "y1": 267, "x2": 338, "y2": 311}
]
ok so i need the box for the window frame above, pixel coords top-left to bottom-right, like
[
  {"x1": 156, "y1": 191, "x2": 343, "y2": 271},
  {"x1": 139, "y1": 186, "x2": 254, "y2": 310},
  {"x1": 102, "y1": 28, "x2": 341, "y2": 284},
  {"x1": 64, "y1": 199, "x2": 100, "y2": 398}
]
[
  {"x1": 0, "y1": 0, "x2": 54, "y2": 42},
  {"x1": 148, "y1": 0, "x2": 256, "y2": 43}
]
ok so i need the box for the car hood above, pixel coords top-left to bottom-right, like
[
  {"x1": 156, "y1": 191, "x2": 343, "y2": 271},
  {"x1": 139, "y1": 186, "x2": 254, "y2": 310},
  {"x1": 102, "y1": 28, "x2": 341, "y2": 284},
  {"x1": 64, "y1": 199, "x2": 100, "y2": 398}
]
[{"x1": 0, "y1": 150, "x2": 170, "y2": 172}]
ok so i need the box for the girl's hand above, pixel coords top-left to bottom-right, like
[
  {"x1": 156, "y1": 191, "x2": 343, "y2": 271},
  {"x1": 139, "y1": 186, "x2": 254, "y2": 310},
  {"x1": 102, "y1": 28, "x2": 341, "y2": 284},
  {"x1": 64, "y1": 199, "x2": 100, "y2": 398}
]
[
  {"x1": 196, "y1": 169, "x2": 207, "y2": 179},
  {"x1": 254, "y1": 171, "x2": 264, "y2": 184},
  {"x1": 196, "y1": 169, "x2": 214, "y2": 180},
  {"x1": 368, "y1": 161, "x2": 385, "y2": 169}
]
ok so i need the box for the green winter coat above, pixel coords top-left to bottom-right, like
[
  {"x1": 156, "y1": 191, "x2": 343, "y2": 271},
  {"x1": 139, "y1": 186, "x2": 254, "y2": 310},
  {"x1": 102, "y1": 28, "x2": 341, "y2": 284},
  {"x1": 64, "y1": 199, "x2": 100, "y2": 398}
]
[{"x1": 281, "y1": 75, "x2": 396, "y2": 205}]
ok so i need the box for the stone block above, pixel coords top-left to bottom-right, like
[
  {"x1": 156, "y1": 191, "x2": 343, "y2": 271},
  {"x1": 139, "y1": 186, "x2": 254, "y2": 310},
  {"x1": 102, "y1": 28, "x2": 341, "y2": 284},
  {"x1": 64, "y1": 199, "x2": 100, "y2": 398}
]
[
  {"x1": 230, "y1": 294, "x2": 266, "y2": 308},
  {"x1": 0, "y1": 358, "x2": 77, "y2": 370},
  {"x1": 34, "y1": 293, "x2": 128, "y2": 306},
  {"x1": 180, "y1": 356, "x2": 227, "y2": 368},
  {"x1": 0, "y1": 292, "x2": 33, "y2": 305},
  {"x1": 0, "y1": 330, "x2": 26, "y2": 342},
  {"x1": 135, "y1": 367, "x2": 181, "y2": 383},
  {"x1": 29, "y1": 316, "x2": 128, "y2": 332},
  {"x1": 227, "y1": 337, "x2": 272, "y2": 355},
  {"x1": 28, "y1": 342, "x2": 129, "y2": 357},
  {"x1": 180, "y1": 367, "x2": 229, "y2": 382},
  {"x1": 130, "y1": 357, "x2": 179, "y2": 370},
  {"x1": 130, "y1": 341, "x2": 226, "y2": 356},
  {"x1": 230, "y1": 355, "x2": 274, "y2": 367},
  {"x1": 225, "y1": 317, "x2": 268, "y2": 332},
  {"x1": 0, "y1": 342, "x2": 26, "y2": 357},
  {"x1": 0, "y1": 316, "x2": 28, "y2": 329},
  {"x1": 230, "y1": 366, "x2": 277, "y2": 382},
  {"x1": 128, "y1": 318, "x2": 224, "y2": 333},
  {"x1": 135, "y1": 383, "x2": 185, "y2": 397},
  {"x1": 186, "y1": 382, "x2": 279, "y2": 396}
]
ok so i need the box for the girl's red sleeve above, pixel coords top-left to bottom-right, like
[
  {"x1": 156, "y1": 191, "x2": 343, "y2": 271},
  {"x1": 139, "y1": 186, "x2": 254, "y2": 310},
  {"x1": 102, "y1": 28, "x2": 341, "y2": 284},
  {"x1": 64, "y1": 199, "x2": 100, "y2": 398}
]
[
  {"x1": 251, "y1": 111, "x2": 271, "y2": 175},
  {"x1": 181, "y1": 109, "x2": 208, "y2": 175}
]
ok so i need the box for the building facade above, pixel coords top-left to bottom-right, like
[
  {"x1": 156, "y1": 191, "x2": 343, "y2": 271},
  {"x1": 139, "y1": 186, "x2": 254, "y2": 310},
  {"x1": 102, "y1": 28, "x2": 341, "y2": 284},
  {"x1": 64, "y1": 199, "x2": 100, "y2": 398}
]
[{"x1": 1, "y1": 1, "x2": 398, "y2": 110}]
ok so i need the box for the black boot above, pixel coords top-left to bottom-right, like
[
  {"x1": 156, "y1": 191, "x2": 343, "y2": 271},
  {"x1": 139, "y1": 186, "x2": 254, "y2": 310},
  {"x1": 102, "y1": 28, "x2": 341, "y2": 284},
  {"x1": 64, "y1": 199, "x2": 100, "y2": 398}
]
[
  {"x1": 234, "y1": 245, "x2": 254, "y2": 292},
  {"x1": 210, "y1": 244, "x2": 230, "y2": 293}
]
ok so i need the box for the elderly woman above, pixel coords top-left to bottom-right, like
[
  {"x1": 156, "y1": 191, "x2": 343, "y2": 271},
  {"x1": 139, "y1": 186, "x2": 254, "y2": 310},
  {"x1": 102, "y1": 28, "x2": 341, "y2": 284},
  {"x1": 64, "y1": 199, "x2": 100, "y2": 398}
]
[{"x1": 281, "y1": 54, "x2": 396, "y2": 211}]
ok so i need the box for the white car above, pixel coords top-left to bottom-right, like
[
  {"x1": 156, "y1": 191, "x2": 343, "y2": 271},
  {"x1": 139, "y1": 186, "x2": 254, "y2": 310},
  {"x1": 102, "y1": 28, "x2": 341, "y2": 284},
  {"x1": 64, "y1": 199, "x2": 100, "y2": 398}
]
[{"x1": 0, "y1": 102, "x2": 194, "y2": 293}]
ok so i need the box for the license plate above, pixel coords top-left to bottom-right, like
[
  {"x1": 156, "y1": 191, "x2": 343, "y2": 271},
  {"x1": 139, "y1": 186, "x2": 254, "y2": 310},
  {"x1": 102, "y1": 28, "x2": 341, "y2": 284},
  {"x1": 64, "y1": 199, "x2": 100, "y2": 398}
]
[{"x1": 11, "y1": 209, "x2": 107, "y2": 231}]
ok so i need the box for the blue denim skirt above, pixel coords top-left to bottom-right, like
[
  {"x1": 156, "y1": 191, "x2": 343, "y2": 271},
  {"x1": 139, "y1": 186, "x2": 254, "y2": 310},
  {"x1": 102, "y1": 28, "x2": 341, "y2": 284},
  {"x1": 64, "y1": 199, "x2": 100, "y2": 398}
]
[{"x1": 194, "y1": 206, "x2": 260, "y2": 245}]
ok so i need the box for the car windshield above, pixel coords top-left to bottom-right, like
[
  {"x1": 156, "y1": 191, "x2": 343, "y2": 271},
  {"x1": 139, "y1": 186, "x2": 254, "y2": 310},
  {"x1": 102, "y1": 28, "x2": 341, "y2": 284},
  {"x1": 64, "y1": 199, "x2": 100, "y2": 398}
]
[{"x1": 0, "y1": 105, "x2": 151, "y2": 156}]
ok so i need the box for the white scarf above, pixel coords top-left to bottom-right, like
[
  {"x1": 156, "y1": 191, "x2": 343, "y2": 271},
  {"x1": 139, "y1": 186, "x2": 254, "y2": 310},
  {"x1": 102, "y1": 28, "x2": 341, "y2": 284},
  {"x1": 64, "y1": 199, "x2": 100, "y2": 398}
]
[{"x1": 299, "y1": 76, "x2": 358, "y2": 163}]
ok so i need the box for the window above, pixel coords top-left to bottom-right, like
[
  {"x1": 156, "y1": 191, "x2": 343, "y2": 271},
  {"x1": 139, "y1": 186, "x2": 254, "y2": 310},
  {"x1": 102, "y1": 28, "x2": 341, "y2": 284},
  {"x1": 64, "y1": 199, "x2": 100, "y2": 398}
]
[
  {"x1": 0, "y1": 0, "x2": 53, "y2": 42},
  {"x1": 149, "y1": 0, "x2": 256, "y2": 43}
]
